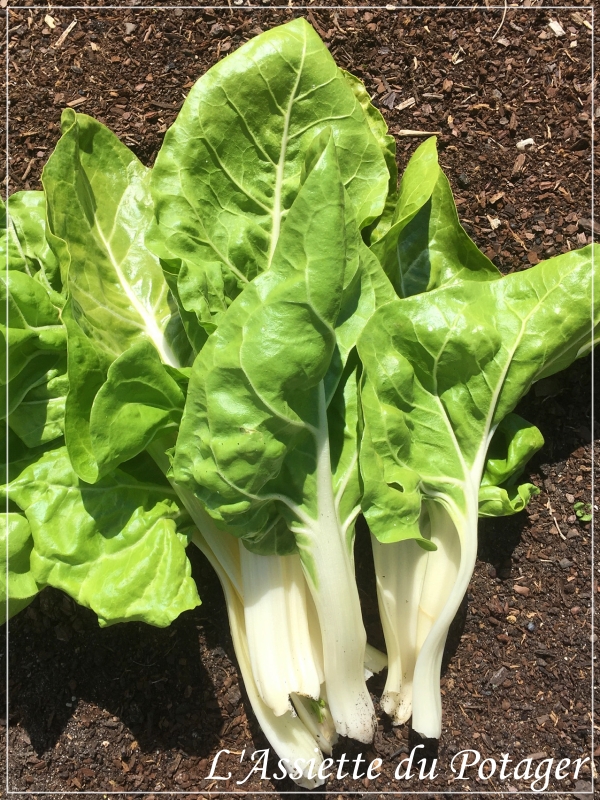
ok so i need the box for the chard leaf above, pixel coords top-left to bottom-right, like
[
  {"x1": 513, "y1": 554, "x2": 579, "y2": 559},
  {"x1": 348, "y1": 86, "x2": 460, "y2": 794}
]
[
  {"x1": 478, "y1": 412, "x2": 544, "y2": 517},
  {"x1": 0, "y1": 512, "x2": 42, "y2": 624},
  {"x1": 0, "y1": 192, "x2": 60, "y2": 290},
  {"x1": 371, "y1": 137, "x2": 500, "y2": 297},
  {"x1": 8, "y1": 367, "x2": 68, "y2": 447},
  {"x1": 340, "y1": 69, "x2": 397, "y2": 197},
  {"x1": 478, "y1": 483, "x2": 540, "y2": 517},
  {"x1": 149, "y1": 18, "x2": 390, "y2": 334},
  {"x1": 174, "y1": 132, "x2": 379, "y2": 742},
  {"x1": 480, "y1": 413, "x2": 544, "y2": 488},
  {"x1": 175, "y1": 131, "x2": 382, "y2": 541},
  {"x1": 44, "y1": 109, "x2": 188, "y2": 366},
  {"x1": 1, "y1": 270, "x2": 66, "y2": 385},
  {"x1": 7, "y1": 446, "x2": 200, "y2": 628},
  {"x1": 88, "y1": 341, "x2": 188, "y2": 475},
  {"x1": 174, "y1": 130, "x2": 347, "y2": 536},
  {"x1": 359, "y1": 244, "x2": 595, "y2": 543},
  {"x1": 43, "y1": 110, "x2": 191, "y2": 480},
  {"x1": 61, "y1": 301, "x2": 114, "y2": 482},
  {"x1": 359, "y1": 245, "x2": 595, "y2": 739}
]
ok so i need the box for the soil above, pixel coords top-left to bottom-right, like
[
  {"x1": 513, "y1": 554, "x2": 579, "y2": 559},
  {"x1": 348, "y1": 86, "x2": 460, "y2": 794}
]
[{"x1": 2, "y1": 2, "x2": 597, "y2": 797}]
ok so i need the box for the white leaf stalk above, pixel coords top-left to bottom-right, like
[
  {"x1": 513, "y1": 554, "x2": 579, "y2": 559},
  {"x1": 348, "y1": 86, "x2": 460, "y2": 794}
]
[
  {"x1": 240, "y1": 547, "x2": 323, "y2": 716},
  {"x1": 191, "y1": 530, "x2": 327, "y2": 790},
  {"x1": 292, "y1": 381, "x2": 376, "y2": 744},
  {"x1": 374, "y1": 480, "x2": 479, "y2": 739},
  {"x1": 148, "y1": 440, "x2": 339, "y2": 773},
  {"x1": 292, "y1": 691, "x2": 338, "y2": 755},
  {"x1": 372, "y1": 534, "x2": 428, "y2": 725},
  {"x1": 411, "y1": 499, "x2": 467, "y2": 738}
]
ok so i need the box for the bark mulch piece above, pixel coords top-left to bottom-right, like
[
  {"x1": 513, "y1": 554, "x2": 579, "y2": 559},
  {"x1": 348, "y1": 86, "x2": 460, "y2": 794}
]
[{"x1": 3, "y1": 4, "x2": 596, "y2": 796}]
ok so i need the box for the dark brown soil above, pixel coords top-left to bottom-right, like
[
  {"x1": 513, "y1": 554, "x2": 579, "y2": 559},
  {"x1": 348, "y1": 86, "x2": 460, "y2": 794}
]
[{"x1": 3, "y1": 2, "x2": 597, "y2": 797}]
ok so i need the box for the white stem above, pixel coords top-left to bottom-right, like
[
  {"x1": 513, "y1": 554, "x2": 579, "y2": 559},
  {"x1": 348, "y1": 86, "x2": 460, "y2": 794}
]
[
  {"x1": 240, "y1": 546, "x2": 322, "y2": 716},
  {"x1": 411, "y1": 493, "x2": 477, "y2": 739},
  {"x1": 364, "y1": 643, "x2": 388, "y2": 677},
  {"x1": 191, "y1": 530, "x2": 326, "y2": 789},
  {"x1": 296, "y1": 381, "x2": 376, "y2": 743},
  {"x1": 291, "y1": 692, "x2": 338, "y2": 756},
  {"x1": 372, "y1": 534, "x2": 428, "y2": 725}
]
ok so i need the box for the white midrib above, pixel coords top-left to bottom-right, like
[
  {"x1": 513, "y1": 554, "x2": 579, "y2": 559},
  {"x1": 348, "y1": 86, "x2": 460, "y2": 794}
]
[
  {"x1": 266, "y1": 35, "x2": 307, "y2": 269},
  {"x1": 93, "y1": 220, "x2": 180, "y2": 368},
  {"x1": 295, "y1": 380, "x2": 374, "y2": 742}
]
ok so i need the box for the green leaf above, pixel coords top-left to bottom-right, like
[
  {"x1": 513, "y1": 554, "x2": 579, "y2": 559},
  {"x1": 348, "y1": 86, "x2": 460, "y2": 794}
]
[
  {"x1": 359, "y1": 373, "x2": 433, "y2": 547},
  {"x1": 61, "y1": 300, "x2": 113, "y2": 483},
  {"x1": 43, "y1": 111, "x2": 192, "y2": 480},
  {"x1": 1, "y1": 426, "x2": 61, "y2": 486},
  {"x1": 360, "y1": 244, "x2": 595, "y2": 741},
  {"x1": 7, "y1": 446, "x2": 200, "y2": 627},
  {"x1": 340, "y1": 69, "x2": 397, "y2": 196},
  {"x1": 1, "y1": 270, "x2": 66, "y2": 386},
  {"x1": 1, "y1": 191, "x2": 61, "y2": 290},
  {"x1": 88, "y1": 341, "x2": 188, "y2": 476},
  {"x1": 172, "y1": 131, "x2": 383, "y2": 742},
  {"x1": 149, "y1": 18, "x2": 390, "y2": 334},
  {"x1": 43, "y1": 110, "x2": 188, "y2": 366},
  {"x1": 0, "y1": 512, "x2": 42, "y2": 624},
  {"x1": 359, "y1": 245, "x2": 596, "y2": 543},
  {"x1": 478, "y1": 483, "x2": 540, "y2": 517},
  {"x1": 175, "y1": 130, "x2": 353, "y2": 541},
  {"x1": 371, "y1": 137, "x2": 500, "y2": 297},
  {"x1": 478, "y1": 413, "x2": 544, "y2": 517},
  {"x1": 481, "y1": 413, "x2": 544, "y2": 488},
  {"x1": 8, "y1": 367, "x2": 68, "y2": 447}
]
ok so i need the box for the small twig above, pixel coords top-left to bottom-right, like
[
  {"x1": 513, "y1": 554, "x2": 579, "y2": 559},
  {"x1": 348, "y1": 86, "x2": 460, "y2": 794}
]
[
  {"x1": 21, "y1": 157, "x2": 35, "y2": 181},
  {"x1": 546, "y1": 500, "x2": 567, "y2": 540},
  {"x1": 55, "y1": 19, "x2": 77, "y2": 48},
  {"x1": 397, "y1": 129, "x2": 441, "y2": 136},
  {"x1": 492, "y1": 0, "x2": 508, "y2": 40}
]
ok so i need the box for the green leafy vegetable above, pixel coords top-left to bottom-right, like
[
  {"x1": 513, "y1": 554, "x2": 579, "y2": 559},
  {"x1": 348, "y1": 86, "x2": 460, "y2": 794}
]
[
  {"x1": 7, "y1": 446, "x2": 200, "y2": 627},
  {"x1": 371, "y1": 137, "x2": 500, "y2": 296},
  {"x1": 359, "y1": 245, "x2": 596, "y2": 737},
  {"x1": 2, "y1": 17, "x2": 595, "y2": 790},
  {"x1": 174, "y1": 130, "x2": 387, "y2": 743},
  {"x1": 1, "y1": 512, "x2": 41, "y2": 624},
  {"x1": 148, "y1": 17, "x2": 390, "y2": 334}
]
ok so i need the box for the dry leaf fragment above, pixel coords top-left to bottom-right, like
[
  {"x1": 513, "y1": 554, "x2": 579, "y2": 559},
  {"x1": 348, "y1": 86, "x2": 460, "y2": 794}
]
[
  {"x1": 396, "y1": 96, "x2": 415, "y2": 111},
  {"x1": 512, "y1": 153, "x2": 526, "y2": 175},
  {"x1": 548, "y1": 19, "x2": 566, "y2": 37},
  {"x1": 44, "y1": 14, "x2": 56, "y2": 29},
  {"x1": 487, "y1": 216, "x2": 501, "y2": 230},
  {"x1": 90, "y1": 42, "x2": 99, "y2": 51},
  {"x1": 571, "y1": 12, "x2": 585, "y2": 25}
]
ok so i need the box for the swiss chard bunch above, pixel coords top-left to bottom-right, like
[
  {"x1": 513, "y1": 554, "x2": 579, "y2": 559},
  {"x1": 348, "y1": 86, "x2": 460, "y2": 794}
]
[{"x1": 2, "y1": 17, "x2": 596, "y2": 789}]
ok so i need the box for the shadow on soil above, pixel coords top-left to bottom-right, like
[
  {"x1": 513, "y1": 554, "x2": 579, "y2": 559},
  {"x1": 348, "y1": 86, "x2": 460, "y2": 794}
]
[{"x1": 8, "y1": 545, "x2": 229, "y2": 759}]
